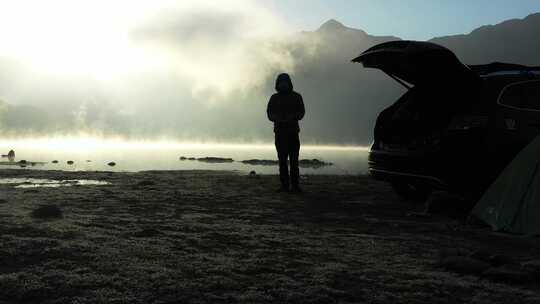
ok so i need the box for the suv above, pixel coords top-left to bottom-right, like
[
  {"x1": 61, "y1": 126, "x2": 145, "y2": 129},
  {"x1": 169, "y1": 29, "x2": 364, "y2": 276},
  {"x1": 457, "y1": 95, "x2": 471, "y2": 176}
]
[{"x1": 353, "y1": 40, "x2": 540, "y2": 201}]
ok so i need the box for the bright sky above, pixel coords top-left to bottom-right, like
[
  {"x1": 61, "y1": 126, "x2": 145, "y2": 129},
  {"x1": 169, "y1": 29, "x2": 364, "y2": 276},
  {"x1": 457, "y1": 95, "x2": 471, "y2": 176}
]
[
  {"x1": 266, "y1": 0, "x2": 540, "y2": 40},
  {"x1": 0, "y1": 0, "x2": 538, "y2": 98}
]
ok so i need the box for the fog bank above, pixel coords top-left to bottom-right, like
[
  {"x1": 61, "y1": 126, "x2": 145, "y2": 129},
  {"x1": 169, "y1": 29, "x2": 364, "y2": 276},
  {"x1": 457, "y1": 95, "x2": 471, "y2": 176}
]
[{"x1": 1, "y1": 3, "x2": 539, "y2": 145}]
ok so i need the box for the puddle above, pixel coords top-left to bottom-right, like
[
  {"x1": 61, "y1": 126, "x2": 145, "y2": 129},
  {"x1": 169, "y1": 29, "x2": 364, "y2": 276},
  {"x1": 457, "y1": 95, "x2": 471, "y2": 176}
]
[{"x1": 0, "y1": 178, "x2": 110, "y2": 188}]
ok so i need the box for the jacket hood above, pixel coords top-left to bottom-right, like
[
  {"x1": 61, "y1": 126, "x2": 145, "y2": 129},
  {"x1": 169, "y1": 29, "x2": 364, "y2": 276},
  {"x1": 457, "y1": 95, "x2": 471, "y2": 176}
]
[{"x1": 275, "y1": 73, "x2": 294, "y2": 93}]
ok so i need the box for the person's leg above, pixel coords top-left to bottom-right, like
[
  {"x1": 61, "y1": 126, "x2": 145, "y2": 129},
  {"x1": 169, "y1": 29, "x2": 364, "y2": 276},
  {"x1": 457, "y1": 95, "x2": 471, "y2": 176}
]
[
  {"x1": 289, "y1": 133, "x2": 301, "y2": 191},
  {"x1": 275, "y1": 133, "x2": 290, "y2": 190}
]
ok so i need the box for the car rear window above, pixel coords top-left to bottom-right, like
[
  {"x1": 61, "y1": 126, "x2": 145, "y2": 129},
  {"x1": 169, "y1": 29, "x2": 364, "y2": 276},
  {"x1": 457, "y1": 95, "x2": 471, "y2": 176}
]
[{"x1": 499, "y1": 80, "x2": 540, "y2": 111}]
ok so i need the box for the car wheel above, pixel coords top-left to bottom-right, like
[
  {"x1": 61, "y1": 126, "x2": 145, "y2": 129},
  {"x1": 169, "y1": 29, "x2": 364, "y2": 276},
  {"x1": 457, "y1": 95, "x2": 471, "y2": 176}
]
[{"x1": 391, "y1": 182, "x2": 432, "y2": 203}]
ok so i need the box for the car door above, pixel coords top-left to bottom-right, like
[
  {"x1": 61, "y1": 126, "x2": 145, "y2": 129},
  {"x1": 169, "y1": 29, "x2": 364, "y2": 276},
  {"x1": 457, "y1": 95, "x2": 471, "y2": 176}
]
[{"x1": 352, "y1": 40, "x2": 481, "y2": 88}]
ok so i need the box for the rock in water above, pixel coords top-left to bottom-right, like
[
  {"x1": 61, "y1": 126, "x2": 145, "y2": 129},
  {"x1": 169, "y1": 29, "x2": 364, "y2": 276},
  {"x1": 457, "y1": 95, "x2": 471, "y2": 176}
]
[
  {"x1": 7, "y1": 150, "x2": 15, "y2": 159},
  {"x1": 197, "y1": 157, "x2": 234, "y2": 163},
  {"x1": 298, "y1": 159, "x2": 333, "y2": 168},
  {"x1": 241, "y1": 159, "x2": 279, "y2": 166},
  {"x1": 108, "y1": 162, "x2": 116, "y2": 167},
  {"x1": 52, "y1": 160, "x2": 59, "y2": 164},
  {"x1": 67, "y1": 161, "x2": 74, "y2": 165}
]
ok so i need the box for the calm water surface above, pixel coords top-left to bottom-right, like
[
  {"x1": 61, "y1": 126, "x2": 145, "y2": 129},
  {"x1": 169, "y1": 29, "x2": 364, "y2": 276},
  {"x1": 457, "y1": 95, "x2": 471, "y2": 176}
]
[{"x1": 0, "y1": 140, "x2": 369, "y2": 175}]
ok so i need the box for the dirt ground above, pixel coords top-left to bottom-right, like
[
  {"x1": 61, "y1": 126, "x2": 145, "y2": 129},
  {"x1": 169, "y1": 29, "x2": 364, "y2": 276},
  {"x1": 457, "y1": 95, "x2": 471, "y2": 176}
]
[{"x1": 0, "y1": 169, "x2": 539, "y2": 304}]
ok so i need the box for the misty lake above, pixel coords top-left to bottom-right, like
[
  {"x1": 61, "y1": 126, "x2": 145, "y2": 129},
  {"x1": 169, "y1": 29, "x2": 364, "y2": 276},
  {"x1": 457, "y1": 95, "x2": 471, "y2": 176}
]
[{"x1": 0, "y1": 139, "x2": 369, "y2": 175}]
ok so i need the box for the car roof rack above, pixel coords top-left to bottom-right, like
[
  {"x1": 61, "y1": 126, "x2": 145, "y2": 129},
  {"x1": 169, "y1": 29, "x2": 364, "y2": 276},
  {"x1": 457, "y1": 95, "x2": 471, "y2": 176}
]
[{"x1": 469, "y1": 62, "x2": 540, "y2": 75}]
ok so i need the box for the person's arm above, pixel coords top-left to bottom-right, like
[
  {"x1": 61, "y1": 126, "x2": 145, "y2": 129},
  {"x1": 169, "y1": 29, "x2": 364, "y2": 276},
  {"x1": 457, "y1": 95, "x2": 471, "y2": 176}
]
[
  {"x1": 267, "y1": 95, "x2": 278, "y2": 122},
  {"x1": 295, "y1": 94, "x2": 305, "y2": 121}
]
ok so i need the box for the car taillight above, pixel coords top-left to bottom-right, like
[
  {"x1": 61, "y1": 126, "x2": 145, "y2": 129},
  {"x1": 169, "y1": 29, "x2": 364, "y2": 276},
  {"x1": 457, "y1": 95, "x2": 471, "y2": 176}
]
[{"x1": 447, "y1": 115, "x2": 488, "y2": 131}]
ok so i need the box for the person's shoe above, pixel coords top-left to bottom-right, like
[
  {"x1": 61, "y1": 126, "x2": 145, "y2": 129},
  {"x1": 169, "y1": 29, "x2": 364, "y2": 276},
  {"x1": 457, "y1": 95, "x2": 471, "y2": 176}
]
[{"x1": 291, "y1": 186, "x2": 303, "y2": 194}]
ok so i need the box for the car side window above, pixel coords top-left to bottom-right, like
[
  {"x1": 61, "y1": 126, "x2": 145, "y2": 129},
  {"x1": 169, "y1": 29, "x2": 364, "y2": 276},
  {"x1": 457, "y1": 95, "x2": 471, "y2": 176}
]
[{"x1": 499, "y1": 80, "x2": 540, "y2": 111}]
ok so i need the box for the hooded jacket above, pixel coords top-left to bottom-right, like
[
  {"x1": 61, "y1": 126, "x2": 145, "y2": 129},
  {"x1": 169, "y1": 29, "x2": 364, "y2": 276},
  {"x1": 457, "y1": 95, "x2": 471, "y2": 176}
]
[{"x1": 267, "y1": 73, "x2": 305, "y2": 133}]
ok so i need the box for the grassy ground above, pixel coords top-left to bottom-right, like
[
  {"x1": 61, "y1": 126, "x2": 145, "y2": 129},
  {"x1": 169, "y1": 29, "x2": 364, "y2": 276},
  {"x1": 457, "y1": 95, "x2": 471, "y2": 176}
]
[{"x1": 0, "y1": 169, "x2": 539, "y2": 303}]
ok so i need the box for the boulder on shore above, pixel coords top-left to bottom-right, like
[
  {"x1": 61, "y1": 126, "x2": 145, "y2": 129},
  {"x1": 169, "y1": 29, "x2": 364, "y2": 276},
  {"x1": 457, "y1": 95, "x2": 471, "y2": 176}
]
[
  {"x1": 482, "y1": 265, "x2": 531, "y2": 284},
  {"x1": 441, "y1": 256, "x2": 491, "y2": 275},
  {"x1": 30, "y1": 205, "x2": 63, "y2": 220},
  {"x1": 135, "y1": 180, "x2": 157, "y2": 188},
  {"x1": 522, "y1": 260, "x2": 540, "y2": 278}
]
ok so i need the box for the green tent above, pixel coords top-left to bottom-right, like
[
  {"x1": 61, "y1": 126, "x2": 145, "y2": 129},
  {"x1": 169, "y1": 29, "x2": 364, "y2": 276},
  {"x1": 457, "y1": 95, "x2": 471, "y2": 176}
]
[{"x1": 472, "y1": 135, "x2": 540, "y2": 235}]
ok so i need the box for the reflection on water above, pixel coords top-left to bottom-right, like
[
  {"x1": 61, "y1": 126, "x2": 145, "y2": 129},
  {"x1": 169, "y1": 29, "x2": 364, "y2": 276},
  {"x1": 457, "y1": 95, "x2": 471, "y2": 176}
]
[
  {"x1": 0, "y1": 178, "x2": 110, "y2": 188},
  {"x1": 0, "y1": 139, "x2": 369, "y2": 175}
]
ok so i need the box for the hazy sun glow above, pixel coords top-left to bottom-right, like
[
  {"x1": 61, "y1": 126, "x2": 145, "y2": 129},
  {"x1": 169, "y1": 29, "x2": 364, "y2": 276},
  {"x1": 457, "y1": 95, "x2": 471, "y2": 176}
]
[
  {"x1": 0, "y1": 1, "x2": 182, "y2": 81},
  {"x1": 0, "y1": 0, "x2": 289, "y2": 89},
  {"x1": 0, "y1": 1, "x2": 360, "y2": 146}
]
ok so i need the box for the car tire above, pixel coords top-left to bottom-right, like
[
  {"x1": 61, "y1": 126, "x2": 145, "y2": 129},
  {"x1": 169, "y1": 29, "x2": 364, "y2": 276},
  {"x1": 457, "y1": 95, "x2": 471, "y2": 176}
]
[{"x1": 391, "y1": 182, "x2": 432, "y2": 203}]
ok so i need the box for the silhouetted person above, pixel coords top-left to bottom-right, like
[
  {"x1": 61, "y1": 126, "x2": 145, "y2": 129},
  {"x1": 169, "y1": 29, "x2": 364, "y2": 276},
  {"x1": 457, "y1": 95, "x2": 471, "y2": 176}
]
[{"x1": 267, "y1": 73, "x2": 305, "y2": 192}]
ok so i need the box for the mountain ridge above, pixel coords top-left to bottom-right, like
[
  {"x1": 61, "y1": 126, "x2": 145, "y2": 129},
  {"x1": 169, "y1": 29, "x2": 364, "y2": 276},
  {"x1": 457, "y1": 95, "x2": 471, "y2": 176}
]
[
  {"x1": 284, "y1": 12, "x2": 540, "y2": 144},
  {"x1": 316, "y1": 12, "x2": 540, "y2": 45}
]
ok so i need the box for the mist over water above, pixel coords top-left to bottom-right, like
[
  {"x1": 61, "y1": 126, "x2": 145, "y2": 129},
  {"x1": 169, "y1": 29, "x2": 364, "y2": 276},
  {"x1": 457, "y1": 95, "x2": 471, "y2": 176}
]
[
  {"x1": 2, "y1": 2, "x2": 537, "y2": 148},
  {"x1": 0, "y1": 0, "x2": 402, "y2": 145},
  {"x1": 0, "y1": 138, "x2": 368, "y2": 175},
  {"x1": 0, "y1": 0, "x2": 319, "y2": 143}
]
